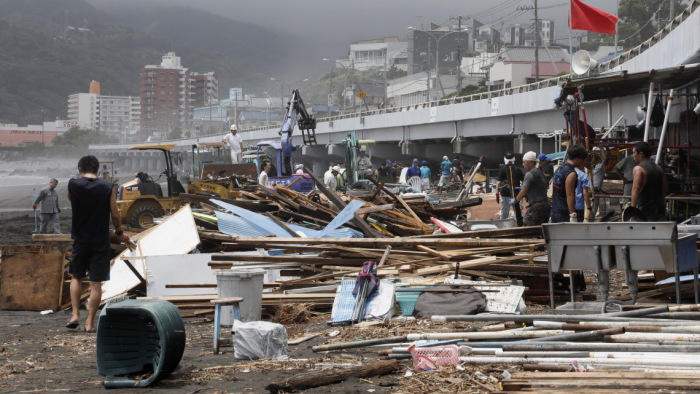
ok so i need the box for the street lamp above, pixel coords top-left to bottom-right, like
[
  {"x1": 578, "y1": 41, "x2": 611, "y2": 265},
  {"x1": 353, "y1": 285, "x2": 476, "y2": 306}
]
[{"x1": 408, "y1": 27, "x2": 468, "y2": 101}]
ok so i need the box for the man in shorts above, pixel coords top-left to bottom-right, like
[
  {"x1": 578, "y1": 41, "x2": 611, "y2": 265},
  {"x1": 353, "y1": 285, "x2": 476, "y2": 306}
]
[{"x1": 67, "y1": 155, "x2": 130, "y2": 332}]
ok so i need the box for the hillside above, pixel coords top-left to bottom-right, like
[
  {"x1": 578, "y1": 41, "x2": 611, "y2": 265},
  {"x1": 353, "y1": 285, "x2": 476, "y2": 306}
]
[{"x1": 0, "y1": 0, "x2": 304, "y2": 126}]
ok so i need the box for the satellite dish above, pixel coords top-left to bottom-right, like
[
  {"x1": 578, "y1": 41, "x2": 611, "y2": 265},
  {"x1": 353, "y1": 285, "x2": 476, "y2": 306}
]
[
  {"x1": 636, "y1": 105, "x2": 646, "y2": 122},
  {"x1": 572, "y1": 50, "x2": 598, "y2": 75}
]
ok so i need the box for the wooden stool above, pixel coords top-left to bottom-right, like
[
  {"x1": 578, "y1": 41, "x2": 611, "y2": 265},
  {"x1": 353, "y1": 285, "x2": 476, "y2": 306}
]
[{"x1": 210, "y1": 297, "x2": 244, "y2": 354}]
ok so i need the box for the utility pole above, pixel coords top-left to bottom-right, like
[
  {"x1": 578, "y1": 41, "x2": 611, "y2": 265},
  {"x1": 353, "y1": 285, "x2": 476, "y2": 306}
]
[
  {"x1": 534, "y1": 0, "x2": 540, "y2": 81},
  {"x1": 427, "y1": 37, "x2": 432, "y2": 101},
  {"x1": 450, "y1": 15, "x2": 468, "y2": 95}
]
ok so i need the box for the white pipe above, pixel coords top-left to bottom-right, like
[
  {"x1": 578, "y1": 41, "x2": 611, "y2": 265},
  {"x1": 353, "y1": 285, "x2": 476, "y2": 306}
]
[
  {"x1": 534, "y1": 320, "x2": 700, "y2": 334},
  {"x1": 458, "y1": 356, "x2": 700, "y2": 367},
  {"x1": 643, "y1": 82, "x2": 655, "y2": 142},
  {"x1": 608, "y1": 332, "x2": 700, "y2": 342},
  {"x1": 405, "y1": 330, "x2": 572, "y2": 341},
  {"x1": 655, "y1": 89, "x2": 675, "y2": 165},
  {"x1": 450, "y1": 121, "x2": 459, "y2": 143}
]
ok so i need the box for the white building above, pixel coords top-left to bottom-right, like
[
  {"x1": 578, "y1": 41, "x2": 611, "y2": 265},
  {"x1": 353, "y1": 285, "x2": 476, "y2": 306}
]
[
  {"x1": 67, "y1": 93, "x2": 99, "y2": 130},
  {"x1": 387, "y1": 72, "x2": 458, "y2": 106},
  {"x1": 67, "y1": 92, "x2": 141, "y2": 140},
  {"x1": 335, "y1": 37, "x2": 408, "y2": 72}
]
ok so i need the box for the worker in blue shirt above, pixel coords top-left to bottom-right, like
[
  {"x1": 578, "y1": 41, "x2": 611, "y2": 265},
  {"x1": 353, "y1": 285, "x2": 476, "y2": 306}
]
[
  {"x1": 406, "y1": 158, "x2": 422, "y2": 178},
  {"x1": 420, "y1": 160, "x2": 431, "y2": 191},
  {"x1": 437, "y1": 155, "x2": 452, "y2": 194}
]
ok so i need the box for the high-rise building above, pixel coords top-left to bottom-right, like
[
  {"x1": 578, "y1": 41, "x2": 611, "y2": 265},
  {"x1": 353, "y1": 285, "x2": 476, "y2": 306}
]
[
  {"x1": 140, "y1": 52, "x2": 190, "y2": 138},
  {"x1": 140, "y1": 52, "x2": 218, "y2": 138},
  {"x1": 189, "y1": 71, "x2": 219, "y2": 108},
  {"x1": 67, "y1": 81, "x2": 141, "y2": 141}
]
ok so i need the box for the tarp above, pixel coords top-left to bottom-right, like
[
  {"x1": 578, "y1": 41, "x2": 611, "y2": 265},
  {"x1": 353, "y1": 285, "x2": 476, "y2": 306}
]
[{"x1": 211, "y1": 199, "x2": 363, "y2": 238}]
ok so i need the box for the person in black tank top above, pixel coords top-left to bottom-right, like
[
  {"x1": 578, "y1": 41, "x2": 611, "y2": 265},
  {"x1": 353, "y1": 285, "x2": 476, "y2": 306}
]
[
  {"x1": 66, "y1": 155, "x2": 132, "y2": 333},
  {"x1": 550, "y1": 144, "x2": 589, "y2": 223},
  {"x1": 630, "y1": 142, "x2": 668, "y2": 221}
]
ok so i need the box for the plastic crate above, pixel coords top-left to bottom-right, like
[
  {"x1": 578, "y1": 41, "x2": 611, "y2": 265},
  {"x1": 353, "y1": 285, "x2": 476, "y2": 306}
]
[
  {"x1": 395, "y1": 287, "x2": 425, "y2": 316},
  {"x1": 408, "y1": 344, "x2": 460, "y2": 369}
]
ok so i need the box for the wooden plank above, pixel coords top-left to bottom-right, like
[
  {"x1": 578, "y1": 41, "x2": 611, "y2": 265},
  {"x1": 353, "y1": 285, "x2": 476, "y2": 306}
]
[
  {"x1": 31, "y1": 233, "x2": 73, "y2": 243},
  {"x1": 217, "y1": 235, "x2": 543, "y2": 248},
  {"x1": 303, "y1": 166, "x2": 378, "y2": 237},
  {"x1": 355, "y1": 204, "x2": 394, "y2": 215},
  {"x1": 264, "y1": 212, "x2": 300, "y2": 237},
  {"x1": 416, "y1": 245, "x2": 452, "y2": 261},
  {"x1": 0, "y1": 245, "x2": 65, "y2": 311},
  {"x1": 396, "y1": 195, "x2": 423, "y2": 224}
]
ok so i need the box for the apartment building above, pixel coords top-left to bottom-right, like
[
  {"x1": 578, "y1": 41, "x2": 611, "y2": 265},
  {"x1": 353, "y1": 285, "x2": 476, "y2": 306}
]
[{"x1": 67, "y1": 81, "x2": 141, "y2": 140}]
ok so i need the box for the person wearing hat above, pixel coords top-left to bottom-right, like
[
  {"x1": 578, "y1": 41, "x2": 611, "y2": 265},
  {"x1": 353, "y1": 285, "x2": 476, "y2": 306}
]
[
  {"x1": 510, "y1": 151, "x2": 550, "y2": 226},
  {"x1": 325, "y1": 165, "x2": 340, "y2": 190},
  {"x1": 420, "y1": 160, "x2": 431, "y2": 191},
  {"x1": 497, "y1": 152, "x2": 525, "y2": 221},
  {"x1": 538, "y1": 153, "x2": 554, "y2": 185},
  {"x1": 406, "y1": 158, "x2": 422, "y2": 179},
  {"x1": 437, "y1": 155, "x2": 452, "y2": 194},
  {"x1": 376, "y1": 159, "x2": 392, "y2": 181},
  {"x1": 356, "y1": 149, "x2": 373, "y2": 179},
  {"x1": 221, "y1": 124, "x2": 244, "y2": 164},
  {"x1": 295, "y1": 164, "x2": 304, "y2": 174}
]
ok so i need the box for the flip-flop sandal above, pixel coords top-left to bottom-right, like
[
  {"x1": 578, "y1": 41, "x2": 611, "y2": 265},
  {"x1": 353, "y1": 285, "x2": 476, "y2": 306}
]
[
  {"x1": 66, "y1": 321, "x2": 79, "y2": 329},
  {"x1": 84, "y1": 328, "x2": 96, "y2": 334}
]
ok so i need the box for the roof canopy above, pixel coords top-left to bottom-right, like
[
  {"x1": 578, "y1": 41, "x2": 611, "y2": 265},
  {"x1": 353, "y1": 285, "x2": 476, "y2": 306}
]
[
  {"x1": 129, "y1": 144, "x2": 176, "y2": 151},
  {"x1": 556, "y1": 63, "x2": 700, "y2": 106}
]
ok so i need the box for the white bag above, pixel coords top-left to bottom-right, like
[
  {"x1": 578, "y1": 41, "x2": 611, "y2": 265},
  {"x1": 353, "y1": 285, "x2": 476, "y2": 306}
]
[{"x1": 232, "y1": 320, "x2": 288, "y2": 360}]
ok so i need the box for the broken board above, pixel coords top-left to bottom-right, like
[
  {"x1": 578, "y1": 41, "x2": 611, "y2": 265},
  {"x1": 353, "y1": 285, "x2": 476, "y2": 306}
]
[{"x1": 1, "y1": 245, "x2": 68, "y2": 311}]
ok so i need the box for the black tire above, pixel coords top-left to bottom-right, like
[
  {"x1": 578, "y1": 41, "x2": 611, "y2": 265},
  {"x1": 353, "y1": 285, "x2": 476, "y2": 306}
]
[{"x1": 130, "y1": 205, "x2": 161, "y2": 229}]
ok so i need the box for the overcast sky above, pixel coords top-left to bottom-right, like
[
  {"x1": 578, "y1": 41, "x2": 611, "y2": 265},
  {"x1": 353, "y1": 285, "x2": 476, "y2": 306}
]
[{"x1": 89, "y1": 0, "x2": 617, "y2": 57}]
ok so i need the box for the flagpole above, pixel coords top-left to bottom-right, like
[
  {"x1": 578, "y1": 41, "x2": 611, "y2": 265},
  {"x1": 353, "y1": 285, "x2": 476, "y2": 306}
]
[
  {"x1": 614, "y1": 0, "x2": 619, "y2": 57},
  {"x1": 569, "y1": 0, "x2": 573, "y2": 78}
]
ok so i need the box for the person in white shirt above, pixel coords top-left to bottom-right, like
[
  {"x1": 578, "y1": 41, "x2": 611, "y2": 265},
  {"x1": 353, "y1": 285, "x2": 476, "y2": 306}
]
[
  {"x1": 356, "y1": 150, "x2": 372, "y2": 179},
  {"x1": 324, "y1": 166, "x2": 340, "y2": 190},
  {"x1": 295, "y1": 164, "x2": 304, "y2": 174},
  {"x1": 258, "y1": 160, "x2": 271, "y2": 186},
  {"x1": 221, "y1": 124, "x2": 244, "y2": 164}
]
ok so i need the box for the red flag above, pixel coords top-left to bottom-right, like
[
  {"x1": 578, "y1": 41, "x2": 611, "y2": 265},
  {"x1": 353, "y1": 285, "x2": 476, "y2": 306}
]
[{"x1": 570, "y1": 0, "x2": 619, "y2": 34}]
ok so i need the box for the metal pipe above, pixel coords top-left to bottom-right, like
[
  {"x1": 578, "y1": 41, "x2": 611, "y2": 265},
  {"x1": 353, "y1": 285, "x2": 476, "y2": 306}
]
[
  {"x1": 432, "y1": 314, "x2": 700, "y2": 325},
  {"x1": 405, "y1": 330, "x2": 572, "y2": 341},
  {"x1": 535, "y1": 321, "x2": 700, "y2": 334},
  {"x1": 522, "y1": 327, "x2": 623, "y2": 342},
  {"x1": 458, "y1": 356, "x2": 700, "y2": 367},
  {"x1": 504, "y1": 343, "x2": 700, "y2": 353},
  {"x1": 643, "y1": 82, "x2": 655, "y2": 142},
  {"x1": 606, "y1": 332, "x2": 700, "y2": 343},
  {"x1": 655, "y1": 89, "x2": 675, "y2": 165}
]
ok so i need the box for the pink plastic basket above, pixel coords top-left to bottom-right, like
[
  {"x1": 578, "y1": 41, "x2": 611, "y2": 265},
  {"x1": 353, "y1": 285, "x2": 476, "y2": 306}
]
[{"x1": 408, "y1": 344, "x2": 460, "y2": 370}]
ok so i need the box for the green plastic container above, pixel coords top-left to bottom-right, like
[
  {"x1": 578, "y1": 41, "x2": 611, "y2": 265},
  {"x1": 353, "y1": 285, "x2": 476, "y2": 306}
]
[
  {"x1": 96, "y1": 299, "x2": 186, "y2": 388},
  {"x1": 395, "y1": 287, "x2": 426, "y2": 316}
]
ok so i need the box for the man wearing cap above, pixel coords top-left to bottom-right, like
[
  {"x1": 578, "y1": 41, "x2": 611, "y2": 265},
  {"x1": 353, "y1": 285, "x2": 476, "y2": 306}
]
[
  {"x1": 406, "y1": 158, "x2": 422, "y2": 179},
  {"x1": 437, "y1": 155, "x2": 452, "y2": 194},
  {"x1": 221, "y1": 125, "x2": 244, "y2": 164},
  {"x1": 420, "y1": 160, "x2": 431, "y2": 191},
  {"x1": 295, "y1": 164, "x2": 304, "y2": 174},
  {"x1": 325, "y1": 166, "x2": 340, "y2": 190},
  {"x1": 497, "y1": 152, "x2": 525, "y2": 221},
  {"x1": 377, "y1": 160, "x2": 392, "y2": 180},
  {"x1": 538, "y1": 154, "x2": 554, "y2": 185},
  {"x1": 511, "y1": 151, "x2": 550, "y2": 226}
]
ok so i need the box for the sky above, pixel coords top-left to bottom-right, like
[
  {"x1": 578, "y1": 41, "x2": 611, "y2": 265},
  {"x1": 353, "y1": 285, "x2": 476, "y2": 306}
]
[{"x1": 89, "y1": 0, "x2": 618, "y2": 58}]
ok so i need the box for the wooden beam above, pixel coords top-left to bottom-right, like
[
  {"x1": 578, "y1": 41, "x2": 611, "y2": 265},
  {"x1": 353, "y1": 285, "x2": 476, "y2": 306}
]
[
  {"x1": 216, "y1": 235, "x2": 544, "y2": 248},
  {"x1": 303, "y1": 166, "x2": 378, "y2": 237}
]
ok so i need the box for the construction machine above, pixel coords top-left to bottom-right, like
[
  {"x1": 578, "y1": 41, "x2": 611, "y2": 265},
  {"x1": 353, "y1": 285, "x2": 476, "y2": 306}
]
[
  {"x1": 116, "y1": 144, "x2": 186, "y2": 228},
  {"x1": 185, "y1": 142, "x2": 258, "y2": 199}
]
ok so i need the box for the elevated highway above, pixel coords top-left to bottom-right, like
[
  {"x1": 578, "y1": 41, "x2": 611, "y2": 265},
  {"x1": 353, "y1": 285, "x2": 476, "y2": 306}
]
[{"x1": 91, "y1": 0, "x2": 699, "y2": 176}]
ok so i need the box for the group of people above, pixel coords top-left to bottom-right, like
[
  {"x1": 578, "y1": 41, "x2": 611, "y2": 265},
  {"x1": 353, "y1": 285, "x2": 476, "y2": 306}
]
[{"x1": 498, "y1": 141, "x2": 667, "y2": 226}]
